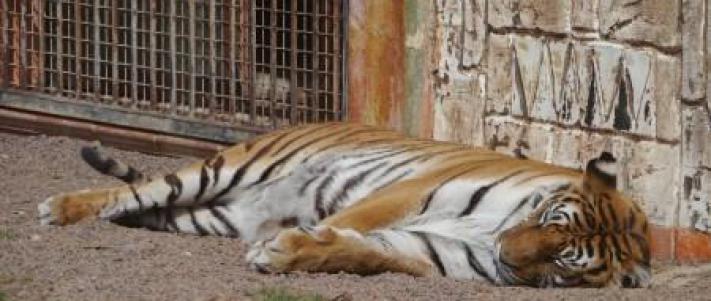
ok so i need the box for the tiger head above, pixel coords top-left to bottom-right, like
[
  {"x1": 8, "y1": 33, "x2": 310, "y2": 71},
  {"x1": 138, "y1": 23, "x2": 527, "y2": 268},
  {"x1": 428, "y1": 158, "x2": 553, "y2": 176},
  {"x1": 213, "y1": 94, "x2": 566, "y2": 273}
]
[{"x1": 495, "y1": 152, "x2": 651, "y2": 288}]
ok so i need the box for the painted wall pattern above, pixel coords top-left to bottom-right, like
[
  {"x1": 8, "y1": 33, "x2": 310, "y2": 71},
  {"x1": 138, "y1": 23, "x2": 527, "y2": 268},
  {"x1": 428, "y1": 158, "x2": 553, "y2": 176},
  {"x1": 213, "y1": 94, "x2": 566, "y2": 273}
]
[{"x1": 412, "y1": 0, "x2": 711, "y2": 259}]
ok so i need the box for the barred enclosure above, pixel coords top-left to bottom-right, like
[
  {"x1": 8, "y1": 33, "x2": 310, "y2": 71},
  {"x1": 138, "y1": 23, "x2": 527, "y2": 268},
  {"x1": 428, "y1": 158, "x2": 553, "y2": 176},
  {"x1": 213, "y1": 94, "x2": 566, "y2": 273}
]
[{"x1": 0, "y1": 0, "x2": 346, "y2": 141}]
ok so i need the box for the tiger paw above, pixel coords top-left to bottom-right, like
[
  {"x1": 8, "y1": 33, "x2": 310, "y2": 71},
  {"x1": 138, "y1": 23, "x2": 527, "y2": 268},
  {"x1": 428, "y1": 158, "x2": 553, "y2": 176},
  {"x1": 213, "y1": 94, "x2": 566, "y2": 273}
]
[
  {"x1": 37, "y1": 191, "x2": 104, "y2": 226},
  {"x1": 245, "y1": 225, "x2": 367, "y2": 274}
]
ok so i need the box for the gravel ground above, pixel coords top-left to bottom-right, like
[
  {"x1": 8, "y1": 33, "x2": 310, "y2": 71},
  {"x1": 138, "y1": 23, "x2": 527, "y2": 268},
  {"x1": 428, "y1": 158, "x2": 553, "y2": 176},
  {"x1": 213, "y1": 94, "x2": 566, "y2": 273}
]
[{"x1": 1, "y1": 131, "x2": 710, "y2": 301}]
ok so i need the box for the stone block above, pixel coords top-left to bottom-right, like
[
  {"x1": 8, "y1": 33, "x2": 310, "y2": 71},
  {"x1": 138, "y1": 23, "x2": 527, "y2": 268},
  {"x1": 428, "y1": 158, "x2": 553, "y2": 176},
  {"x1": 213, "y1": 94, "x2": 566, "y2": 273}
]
[
  {"x1": 435, "y1": 0, "x2": 486, "y2": 71},
  {"x1": 576, "y1": 42, "x2": 672, "y2": 138},
  {"x1": 462, "y1": 0, "x2": 487, "y2": 67},
  {"x1": 622, "y1": 140, "x2": 680, "y2": 227},
  {"x1": 433, "y1": 74, "x2": 486, "y2": 146},
  {"x1": 679, "y1": 106, "x2": 711, "y2": 232},
  {"x1": 488, "y1": 0, "x2": 571, "y2": 33},
  {"x1": 599, "y1": 0, "x2": 680, "y2": 48},
  {"x1": 571, "y1": 0, "x2": 599, "y2": 32},
  {"x1": 436, "y1": 0, "x2": 464, "y2": 77},
  {"x1": 654, "y1": 54, "x2": 681, "y2": 142},
  {"x1": 682, "y1": 0, "x2": 705, "y2": 100},
  {"x1": 510, "y1": 37, "x2": 577, "y2": 124},
  {"x1": 486, "y1": 33, "x2": 513, "y2": 115},
  {"x1": 483, "y1": 116, "x2": 553, "y2": 161}
]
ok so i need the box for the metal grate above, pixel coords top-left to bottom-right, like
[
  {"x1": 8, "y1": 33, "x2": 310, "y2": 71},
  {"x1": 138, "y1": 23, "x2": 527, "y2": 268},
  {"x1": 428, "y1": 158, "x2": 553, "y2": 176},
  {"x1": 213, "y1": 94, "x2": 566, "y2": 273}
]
[{"x1": 0, "y1": 0, "x2": 346, "y2": 133}]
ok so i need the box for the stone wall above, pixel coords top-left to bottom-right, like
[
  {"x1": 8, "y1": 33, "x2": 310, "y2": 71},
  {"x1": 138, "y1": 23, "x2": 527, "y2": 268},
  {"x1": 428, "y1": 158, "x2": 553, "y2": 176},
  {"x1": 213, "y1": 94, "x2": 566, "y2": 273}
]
[{"x1": 423, "y1": 0, "x2": 711, "y2": 262}]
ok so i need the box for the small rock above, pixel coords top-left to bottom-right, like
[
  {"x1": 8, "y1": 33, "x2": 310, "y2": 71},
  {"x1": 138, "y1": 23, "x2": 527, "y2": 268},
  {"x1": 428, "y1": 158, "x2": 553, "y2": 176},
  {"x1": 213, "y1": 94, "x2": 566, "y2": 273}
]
[
  {"x1": 12, "y1": 210, "x2": 25, "y2": 215},
  {"x1": 0, "y1": 154, "x2": 8, "y2": 160},
  {"x1": 183, "y1": 251, "x2": 193, "y2": 256},
  {"x1": 30, "y1": 234, "x2": 41, "y2": 241}
]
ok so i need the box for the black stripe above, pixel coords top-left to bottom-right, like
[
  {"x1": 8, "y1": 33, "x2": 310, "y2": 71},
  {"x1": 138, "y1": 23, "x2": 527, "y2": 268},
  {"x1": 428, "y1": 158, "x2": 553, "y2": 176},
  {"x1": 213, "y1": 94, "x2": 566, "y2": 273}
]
[
  {"x1": 314, "y1": 170, "x2": 336, "y2": 219},
  {"x1": 597, "y1": 197, "x2": 610, "y2": 233},
  {"x1": 572, "y1": 212, "x2": 583, "y2": 230},
  {"x1": 372, "y1": 169, "x2": 413, "y2": 191},
  {"x1": 327, "y1": 161, "x2": 388, "y2": 215},
  {"x1": 629, "y1": 232, "x2": 650, "y2": 263},
  {"x1": 620, "y1": 233, "x2": 633, "y2": 259},
  {"x1": 164, "y1": 174, "x2": 183, "y2": 231},
  {"x1": 256, "y1": 128, "x2": 358, "y2": 184},
  {"x1": 598, "y1": 235, "x2": 608, "y2": 259},
  {"x1": 418, "y1": 161, "x2": 501, "y2": 215},
  {"x1": 627, "y1": 208, "x2": 636, "y2": 230},
  {"x1": 210, "y1": 155, "x2": 225, "y2": 187},
  {"x1": 300, "y1": 129, "x2": 395, "y2": 163},
  {"x1": 367, "y1": 232, "x2": 395, "y2": 251},
  {"x1": 462, "y1": 242, "x2": 494, "y2": 283},
  {"x1": 195, "y1": 165, "x2": 210, "y2": 202},
  {"x1": 609, "y1": 234, "x2": 622, "y2": 261},
  {"x1": 573, "y1": 241, "x2": 584, "y2": 261},
  {"x1": 209, "y1": 132, "x2": 291, "y2": 203},
  {"x1": 585, "y1": 262, "x2": 608, "y2": 276},
  {"x1": 189, "y1": 208, "x2": 209, "y2": 236},
  {"x1": 584, "y1": 203, "x2": 597, "y2": 230},
  {"x1": 489, "y1": 183, "x2": 539, "y2": 233},
  {"x1": 419, "y1": 191, "x2": 437, "y2": 215},
  {"x1": 606, "y1": 202, "x2": 620, "y2": 231},
  {"x1": 271, "y1": 124, "x2": 337, "y2": 156},
  {"x1": 585, "y1": 237, "x2": 595, "y2": 258},
  {"x1": 128, "y1": 184, "x2": 145, "y2": 211},
  {"x1": 372, "y1": 151, "x2": 436, "y2": 181},
  {"x1": 298, "y1": 175, "x2": 321, "y2": 196},
  {"x1": 208, "y1": 223, "x2": 222, "y2": 236},
  {"x1": 119, "y1": 167, "x2": 143, "y2": 183},
  {"x1": 412, "y1": 232, "x2": 447, "y2": 276},
  {"x1": 209, "y1": 206, "x2": 240, "y2": 238},
  {"x1": 459, "y1": 170, "x2": 527, "y2": 217}
]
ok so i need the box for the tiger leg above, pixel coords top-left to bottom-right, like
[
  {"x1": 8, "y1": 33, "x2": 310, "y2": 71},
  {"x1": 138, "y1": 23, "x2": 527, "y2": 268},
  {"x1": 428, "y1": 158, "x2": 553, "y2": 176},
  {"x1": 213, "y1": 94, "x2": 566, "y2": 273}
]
[
  {"x1": 245, "y1": 176, "x2": 447, "y2": 276},
  {"x1": 37, "y1": 151, "x2": 236, "y2": 226},
  {"x1": 113, "y1": 205, "x2": 242, "y2": 237},
  {"x1": 246, "y1": 225, "x2": 436, "y2": 276}
]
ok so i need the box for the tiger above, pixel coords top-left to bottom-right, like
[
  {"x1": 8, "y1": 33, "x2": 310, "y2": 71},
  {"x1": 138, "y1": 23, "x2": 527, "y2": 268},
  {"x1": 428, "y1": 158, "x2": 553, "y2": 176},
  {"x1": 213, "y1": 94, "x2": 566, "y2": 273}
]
[{"x1": 37, "y1": 122, "x2": 651, "y2": 288}]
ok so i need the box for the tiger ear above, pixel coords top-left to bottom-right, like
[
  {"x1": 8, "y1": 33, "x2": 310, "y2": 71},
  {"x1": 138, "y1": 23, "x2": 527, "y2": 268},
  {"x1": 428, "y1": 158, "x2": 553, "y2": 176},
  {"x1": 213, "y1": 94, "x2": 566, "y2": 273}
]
[{"x1": 584, "y1": 152, "x2": 617, "y2": 190}]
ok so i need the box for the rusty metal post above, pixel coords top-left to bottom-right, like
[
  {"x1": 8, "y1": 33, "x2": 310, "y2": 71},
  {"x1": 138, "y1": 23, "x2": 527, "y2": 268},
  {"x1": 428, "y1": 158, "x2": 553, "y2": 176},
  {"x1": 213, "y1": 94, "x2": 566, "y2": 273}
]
[
  {"x1": 268, "y1": 0, "x2": 277, "y2": 127},
  {"x1": 248, "y1": 0, "x2": 257, "y2": 123},
  {"x1": 148, "y1": 0, "x2": 157, "y2": 108},
  {"x1": 93, "y1": 0, "x2": 101, "y2": 100},
  {"x1": 207, "y1": 0, "x2": 217, "y2": 115},
  {"x1": 37, "y1": 0, "x2": 45, "y2": 90},
  {"x1": 56, "y1": 0, "x2": 64, "y2": 95},
  {"x1": 311, "y1": 0, "x2": 320, "y2": 122},
  {"x1": 110, "y1": 0, "x2": 119, "y2": 102},
  {"x1": 74, "y1": 0, "x2": 82, "y2": 96},
  {"x1": 187, "y1": 0, "x2": 196, "y2": 116},
  {"x1": 168, "y1": 0, "x2": 177, "y2": 114},
  {"x1": 333, "y1": 0, "x2": 342, "y2": 119},
  {"x1": 130, "y1": 0, "x2": 138, "y2": 105},
  {"x1": 289, "y1": 0, "x2": 298, "y2": 123}
]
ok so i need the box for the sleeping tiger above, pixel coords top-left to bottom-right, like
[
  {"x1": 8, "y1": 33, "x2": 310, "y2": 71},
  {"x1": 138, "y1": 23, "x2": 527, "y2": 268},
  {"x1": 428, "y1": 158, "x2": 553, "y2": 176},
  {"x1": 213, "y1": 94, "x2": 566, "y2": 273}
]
[{"x1": 37, "y1": 122, "x2": 651, "y2": 288}]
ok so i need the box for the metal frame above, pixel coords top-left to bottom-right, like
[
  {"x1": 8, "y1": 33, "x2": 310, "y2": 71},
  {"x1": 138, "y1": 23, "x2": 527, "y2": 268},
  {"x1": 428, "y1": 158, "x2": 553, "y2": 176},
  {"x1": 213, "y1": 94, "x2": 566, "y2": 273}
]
[{"x1": 0, "y1": 0, "x2": 348, "y2": 143}]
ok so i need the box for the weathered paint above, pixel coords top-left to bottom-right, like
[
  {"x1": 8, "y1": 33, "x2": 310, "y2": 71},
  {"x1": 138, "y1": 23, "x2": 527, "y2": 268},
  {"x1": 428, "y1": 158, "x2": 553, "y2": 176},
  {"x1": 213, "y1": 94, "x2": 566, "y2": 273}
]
[
  {"x1": 347, "y1": 0, "x2": 407, "y2": 131},
  {"x1": 403, "y1": 0, "x2": 435, "y2": 138}
]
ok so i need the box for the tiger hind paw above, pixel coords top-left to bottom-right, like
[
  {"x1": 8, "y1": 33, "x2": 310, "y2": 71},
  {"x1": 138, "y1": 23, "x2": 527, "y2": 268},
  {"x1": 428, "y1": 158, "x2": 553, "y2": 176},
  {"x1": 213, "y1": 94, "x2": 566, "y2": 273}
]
[{"x1": 37, "y1": 196, "x2": 59, "y2": 226}]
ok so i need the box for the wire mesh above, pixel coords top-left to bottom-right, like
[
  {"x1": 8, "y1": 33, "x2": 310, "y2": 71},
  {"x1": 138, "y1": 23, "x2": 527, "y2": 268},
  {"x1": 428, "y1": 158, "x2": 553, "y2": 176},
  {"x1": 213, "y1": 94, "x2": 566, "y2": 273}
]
[{"x1": 0, "y1": 0, "x2": 345, "y2": 129}]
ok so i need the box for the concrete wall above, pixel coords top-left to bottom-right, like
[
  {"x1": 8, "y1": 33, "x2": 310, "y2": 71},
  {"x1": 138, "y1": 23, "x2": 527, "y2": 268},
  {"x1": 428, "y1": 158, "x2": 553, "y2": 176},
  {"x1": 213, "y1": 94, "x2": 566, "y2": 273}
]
[{"x1": 347, "y1": 0, "x2": 711, "y2": 263}]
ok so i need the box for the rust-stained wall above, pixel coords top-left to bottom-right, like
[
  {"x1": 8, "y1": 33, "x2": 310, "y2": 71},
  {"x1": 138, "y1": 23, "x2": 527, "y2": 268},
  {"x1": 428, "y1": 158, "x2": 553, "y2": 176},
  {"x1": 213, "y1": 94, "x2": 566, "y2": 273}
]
[
  {"x1": 347, "y1": 0, "x2": 407, "y2": 131},
  {"x1": 347, "y1": 0, "x2": 437, "y2": 138}
]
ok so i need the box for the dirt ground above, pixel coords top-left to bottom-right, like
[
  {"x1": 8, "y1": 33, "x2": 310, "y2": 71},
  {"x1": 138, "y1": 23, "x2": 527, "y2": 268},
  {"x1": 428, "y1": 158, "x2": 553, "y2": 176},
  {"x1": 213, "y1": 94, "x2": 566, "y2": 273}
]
[{"x1": 1, "y1": 131, "x2": 710, "y2": 301}]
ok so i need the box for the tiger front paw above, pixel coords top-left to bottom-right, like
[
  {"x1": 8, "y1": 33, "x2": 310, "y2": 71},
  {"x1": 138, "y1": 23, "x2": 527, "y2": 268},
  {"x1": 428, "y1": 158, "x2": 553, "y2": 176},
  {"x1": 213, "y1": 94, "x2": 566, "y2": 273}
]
[{"x1": 245, "y1": 225, "x2": 367, "y2": 274}]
